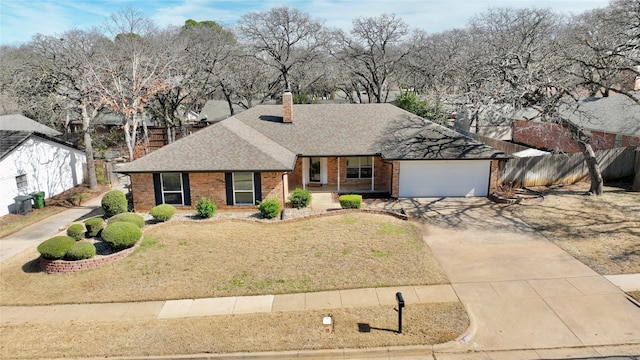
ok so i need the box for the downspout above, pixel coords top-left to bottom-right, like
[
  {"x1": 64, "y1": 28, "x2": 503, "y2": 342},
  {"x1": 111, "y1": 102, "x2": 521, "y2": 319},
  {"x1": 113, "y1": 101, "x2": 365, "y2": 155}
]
[
  {"x1": 371, "y1": 156, "x2": 375, "y2": 191},
  {"x1": 337, "y1": 157, "x2": 341, "y2": 192}
]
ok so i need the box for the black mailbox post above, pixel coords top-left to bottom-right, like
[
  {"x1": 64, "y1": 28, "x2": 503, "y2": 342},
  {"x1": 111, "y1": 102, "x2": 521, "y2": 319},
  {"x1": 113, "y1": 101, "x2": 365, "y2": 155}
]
[{"x1": 396, "y1": 292, "x2": 405, "y2": 333}]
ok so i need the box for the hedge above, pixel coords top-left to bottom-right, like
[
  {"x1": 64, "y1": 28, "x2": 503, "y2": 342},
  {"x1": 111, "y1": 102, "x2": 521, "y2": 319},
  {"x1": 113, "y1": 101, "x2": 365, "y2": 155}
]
[
  {"x1": 149, "y1": 204, "x2": 176, "y2": 222},
  {"x1": 65, "y1": 241, "x2": 96, "y2": 260},
  {"x1": 101, "y1": 222, "x2": 142, "y2": 251},
  {"x1": 339, "y1": 194, "x2": 362, "y2": 209},
  {"x1": 108, "y1": 213, "x2": 145, "y2": 228},
  {"x1": 66, "y1": 223, "x2": 85, "y2": 240},
  {"x1": 101, "y1": 190, "x2": 128, "y2": 218},
  {"x1": 84, "y1": 218, "x2": 104, "y2": 237},
  {"x1": 37, "y1": 236, "x2": 76, "y2": 260}
]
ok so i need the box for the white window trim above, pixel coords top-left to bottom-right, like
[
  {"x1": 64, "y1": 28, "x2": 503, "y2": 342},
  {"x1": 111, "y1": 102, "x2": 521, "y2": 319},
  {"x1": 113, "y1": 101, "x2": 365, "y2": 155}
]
[
  {"x1": 346, "y1": 157, "x2": 373, "y2": 179},
  {"x1": 16, "y1": 174, "x2": 28, "y2": 192},
  {"x1": 233, "y1": 172, "x2": 255, "y2": 205},
  {"x1": 160, "y1": 173, "x2": 184, "y2": 206}
]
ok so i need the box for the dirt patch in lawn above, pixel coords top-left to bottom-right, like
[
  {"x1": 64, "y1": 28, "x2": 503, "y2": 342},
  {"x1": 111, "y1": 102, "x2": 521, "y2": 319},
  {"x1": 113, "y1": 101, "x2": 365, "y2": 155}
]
[
  {"x1": 508, "y1": 183, "x2": 640, "y2": 275},
  {"x1": 0, "y1": 302, "x2": 468, "y2": 359},
  {"x1": 0, "y1": 213, "x2": 448, "y2": 305}
]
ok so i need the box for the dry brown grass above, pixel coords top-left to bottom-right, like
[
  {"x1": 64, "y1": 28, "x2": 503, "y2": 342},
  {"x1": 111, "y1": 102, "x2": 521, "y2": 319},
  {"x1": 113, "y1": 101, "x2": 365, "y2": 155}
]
[
  {"x1": 0, "y1": 302, "x2": 468, "y2": 359},
  {"x1": 628, "y1": 291, "x2": 640, "y2": 302},
  {"x1": 0, "y1": 213, "x2": 448, "y2": 305},
  {"x1": 509, "y1": 184, "x2": 640, "y2": 275}
]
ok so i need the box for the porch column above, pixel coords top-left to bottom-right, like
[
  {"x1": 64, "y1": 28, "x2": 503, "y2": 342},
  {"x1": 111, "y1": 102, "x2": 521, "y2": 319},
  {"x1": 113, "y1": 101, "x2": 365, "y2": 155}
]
[
  {"x1": 337, "y1": 157, "x2": 341, "y2": 192},
  {"x1": 371, "y1": 156, "x2": 375, "y2": 191}
]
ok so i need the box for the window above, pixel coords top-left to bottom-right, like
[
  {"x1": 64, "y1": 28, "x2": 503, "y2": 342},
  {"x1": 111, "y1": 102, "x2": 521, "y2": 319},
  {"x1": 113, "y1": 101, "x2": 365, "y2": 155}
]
[
  {"x1": 233, "y1": 172, "x2": 255, "y2": 205},
  {"x1": 15, "y1": 174, "x2": 27, "y2": 191},
  {"x1": 161, "y1": 173, "x2": 184, "y2": 205},
  {"x1": 346, "y1": 157, "x2": 373, "y2": 179}
]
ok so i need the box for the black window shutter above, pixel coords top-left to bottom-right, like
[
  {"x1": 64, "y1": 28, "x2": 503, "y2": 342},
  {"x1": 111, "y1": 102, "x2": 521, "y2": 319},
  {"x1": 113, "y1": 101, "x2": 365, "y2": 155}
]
[
  {"x1": 225, "y1": 173, "x2": 233, "y2": 205},
  {"x1": 254, "y1": 172, "x2": 262, "y2": 204},
  {"x1": 181, "y1": 173, "x2": 191, "y2": 206},
  {"x1": 153, "y1": 173, "x2": 162, "y2": 205}
]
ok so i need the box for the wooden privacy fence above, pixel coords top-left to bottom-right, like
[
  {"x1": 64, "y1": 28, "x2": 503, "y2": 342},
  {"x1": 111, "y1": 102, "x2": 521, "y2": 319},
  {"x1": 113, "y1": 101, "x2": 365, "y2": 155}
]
[{"x1": 499, "y1": 147, "x2": 637, "y2": 187}]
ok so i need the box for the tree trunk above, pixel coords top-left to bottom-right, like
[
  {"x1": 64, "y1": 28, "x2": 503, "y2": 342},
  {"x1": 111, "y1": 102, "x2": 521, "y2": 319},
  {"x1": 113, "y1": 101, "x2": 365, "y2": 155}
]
[
  {"x1": 124, "y1": 122, "x2": 134, "y2": 161},
  {"x1": 633, "y1": 147, "x2": 640, "y2": 192},
  {"x1": 81, "y1": 105, "x2": 98, "y2": 190},
  {"x1": 578, "y1": 141, "x2": 603, "y2": 195}
]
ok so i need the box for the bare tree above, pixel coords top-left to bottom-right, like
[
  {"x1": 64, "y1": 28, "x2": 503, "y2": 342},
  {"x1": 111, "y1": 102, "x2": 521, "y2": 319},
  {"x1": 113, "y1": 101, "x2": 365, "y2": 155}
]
[
  {"x1": 92, "y1": 8, "x2": 176, "y2": 160},
  {"x1": 332, "y1": 14, "x2": 416, "y2": 103},
  {"x1": 237, "y1": 6, "x2": 327, "y2": 92}
]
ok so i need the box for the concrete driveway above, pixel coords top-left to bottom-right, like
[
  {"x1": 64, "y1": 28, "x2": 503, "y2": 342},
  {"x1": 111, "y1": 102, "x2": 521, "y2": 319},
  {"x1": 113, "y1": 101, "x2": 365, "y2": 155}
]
[{"x1": 367, "y1": 197, "x2": 640, "y2": 353}]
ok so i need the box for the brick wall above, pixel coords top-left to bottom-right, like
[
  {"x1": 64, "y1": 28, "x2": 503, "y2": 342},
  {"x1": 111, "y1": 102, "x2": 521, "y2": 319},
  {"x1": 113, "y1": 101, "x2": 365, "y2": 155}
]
[
  {"x1": 513, "y1": 120, "x2": 640, "y2": 153},
  {"x1": 130, "y1": 171, "x2": 286, "y2": 211},
  {"x1": 40, "y1": 240, "x2": 140, "y2": 274},
  {"x1": 391, "y1": 161, "x2": 400, "y2": 198}
]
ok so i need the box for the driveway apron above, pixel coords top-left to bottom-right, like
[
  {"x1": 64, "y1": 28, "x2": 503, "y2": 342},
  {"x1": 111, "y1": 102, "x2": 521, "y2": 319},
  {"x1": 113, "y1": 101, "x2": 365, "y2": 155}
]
[{"x1": 412, "y1": 198, "x2": 640, "y2": 351}]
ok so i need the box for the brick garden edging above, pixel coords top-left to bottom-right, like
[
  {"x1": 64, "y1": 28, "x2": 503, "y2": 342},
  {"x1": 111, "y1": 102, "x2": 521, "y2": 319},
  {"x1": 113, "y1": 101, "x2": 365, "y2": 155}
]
[{"x1": 39, "y1": 238, "x2": 142, "y2": 274}]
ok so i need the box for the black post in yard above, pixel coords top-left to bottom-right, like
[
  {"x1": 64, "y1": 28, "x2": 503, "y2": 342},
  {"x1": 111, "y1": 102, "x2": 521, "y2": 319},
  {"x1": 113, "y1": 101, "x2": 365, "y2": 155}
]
[{"x1": 396, "y1": 292, "x2": 405, "y2": 334}]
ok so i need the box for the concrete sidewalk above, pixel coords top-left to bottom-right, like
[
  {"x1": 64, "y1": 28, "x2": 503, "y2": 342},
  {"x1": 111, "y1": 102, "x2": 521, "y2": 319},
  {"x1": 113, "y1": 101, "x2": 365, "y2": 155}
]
[{"x1": 0, "y1": 284, "x2": 457, "y2": 324}]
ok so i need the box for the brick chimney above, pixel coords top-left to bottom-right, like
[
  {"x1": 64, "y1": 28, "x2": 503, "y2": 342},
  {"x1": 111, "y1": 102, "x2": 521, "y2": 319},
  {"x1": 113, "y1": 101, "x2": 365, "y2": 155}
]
[{"x1": 283, "y1": 90, "x2": 293, "y2": 123}]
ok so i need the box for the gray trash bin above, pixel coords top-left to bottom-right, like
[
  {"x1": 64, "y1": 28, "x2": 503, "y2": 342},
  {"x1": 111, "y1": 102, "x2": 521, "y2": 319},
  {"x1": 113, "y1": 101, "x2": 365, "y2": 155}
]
[{"x1": 14, "y1": 195, "x2": 33, "y2": 214}]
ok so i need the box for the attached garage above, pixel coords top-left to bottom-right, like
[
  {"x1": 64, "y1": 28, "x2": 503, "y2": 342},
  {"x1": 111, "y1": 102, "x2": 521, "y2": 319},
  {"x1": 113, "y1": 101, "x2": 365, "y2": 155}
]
[{"x1": 398, "y1": 160, "x2": 491, "y2": 197}]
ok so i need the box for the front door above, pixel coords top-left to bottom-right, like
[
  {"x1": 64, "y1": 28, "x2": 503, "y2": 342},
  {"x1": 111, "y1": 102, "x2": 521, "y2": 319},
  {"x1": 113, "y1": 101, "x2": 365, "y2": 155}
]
[{"x1": 309, "y1": 157, "x2": 322, "y2": 183}]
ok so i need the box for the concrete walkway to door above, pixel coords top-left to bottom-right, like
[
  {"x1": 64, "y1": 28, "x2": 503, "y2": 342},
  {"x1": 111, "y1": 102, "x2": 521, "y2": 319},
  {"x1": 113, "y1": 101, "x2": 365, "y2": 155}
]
[{"x1": 368, "y1": 197, "x2": 640, "y2": 354}]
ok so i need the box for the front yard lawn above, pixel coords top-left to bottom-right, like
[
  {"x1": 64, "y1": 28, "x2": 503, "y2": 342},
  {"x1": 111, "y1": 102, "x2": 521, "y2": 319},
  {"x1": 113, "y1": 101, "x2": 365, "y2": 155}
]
[{"x1": 0, "y1": 213, "x2": 448, "y2": 305}]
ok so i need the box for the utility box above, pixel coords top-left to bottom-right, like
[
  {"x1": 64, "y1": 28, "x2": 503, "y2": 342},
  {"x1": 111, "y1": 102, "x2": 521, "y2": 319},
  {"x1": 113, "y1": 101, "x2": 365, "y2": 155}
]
[
  {"x1": 31, "y1": 191, "x2": 45, "y2": 209},
  {"x1": 14, "y1": 195, "x2": 33, "y2": 214}
]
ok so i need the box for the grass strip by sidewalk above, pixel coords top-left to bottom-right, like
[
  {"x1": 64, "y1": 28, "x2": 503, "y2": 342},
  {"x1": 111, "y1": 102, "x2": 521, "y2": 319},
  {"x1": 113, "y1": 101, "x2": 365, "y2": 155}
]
[{"x1": 0, "y1": 302, "x2": 468, "y2": 359}]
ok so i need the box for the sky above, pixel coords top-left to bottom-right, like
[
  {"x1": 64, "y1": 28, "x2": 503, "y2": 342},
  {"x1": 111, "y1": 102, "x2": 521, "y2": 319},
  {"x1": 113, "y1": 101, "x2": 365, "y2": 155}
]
[{"x1": 0, "y1": 0, "x2": 610, "y2": 46}]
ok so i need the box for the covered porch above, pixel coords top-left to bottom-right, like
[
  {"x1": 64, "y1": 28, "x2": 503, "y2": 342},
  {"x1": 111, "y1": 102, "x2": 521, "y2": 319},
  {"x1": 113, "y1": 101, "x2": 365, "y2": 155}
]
[{"x1": 288, "y1": 155, "x2": 393, "y2": 194}]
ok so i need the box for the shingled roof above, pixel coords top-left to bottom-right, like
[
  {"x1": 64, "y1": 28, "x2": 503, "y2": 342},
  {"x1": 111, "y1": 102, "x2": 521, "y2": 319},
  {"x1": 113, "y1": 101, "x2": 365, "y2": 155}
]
[
  {"x1": 116, "y1": 103, "x2": 507, "y2": 173},
  {"x1": 0, "y1": 114, "x2": 61, "y2": 137},
  {"x1": 0, "y1": 130, "x2": 80, "y2": 161}
]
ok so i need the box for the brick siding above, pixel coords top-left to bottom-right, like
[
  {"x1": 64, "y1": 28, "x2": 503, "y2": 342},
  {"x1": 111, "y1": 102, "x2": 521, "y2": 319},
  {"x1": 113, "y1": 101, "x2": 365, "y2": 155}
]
[{"x1": 513, "y1": 120, "x2": 640, "y2": 153}]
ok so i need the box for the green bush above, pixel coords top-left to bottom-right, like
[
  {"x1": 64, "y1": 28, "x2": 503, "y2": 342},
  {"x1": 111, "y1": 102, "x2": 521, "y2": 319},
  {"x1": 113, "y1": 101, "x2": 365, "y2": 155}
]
[
  {"x1": 195, "y1": 197, "x2": 217, "y2": 218},
  {"x1": 108, "y1": 213, "x2": 145, "y2": 228},
  {"x1": 66, "y1": 223, "x2": 85, "y2": 240},
  {"x1": 149, "y1": 204, "x2": 176, "y2": 222},
  {"x1": 37, "y1": 236, "x2": 76, "y2": 260},
  {"x1": 339, "y1": 194, "x2": 362, "y2": 209},
  {"x1": 101, "y1": 222, "x2": 142, "y2": 251},
  {"x1": 258, "y1": 198, "x2": 280, "y2": 219},
  {"x1": 289, "y1": 188, "x2": 312, "y2": 209},
  {"x1": 84, "y1": 218, "x2": 104, "y2": 237},
  {"x1": 101, "y1": 190, "x2": 128, "y2": 218},
  {"x1": 65, "y1": 241, "x2": 96, "y2": 260}
]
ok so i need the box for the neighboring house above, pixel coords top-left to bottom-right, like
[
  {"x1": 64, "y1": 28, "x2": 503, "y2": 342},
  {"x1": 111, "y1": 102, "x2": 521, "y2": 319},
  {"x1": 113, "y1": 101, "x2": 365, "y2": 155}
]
[
  {"x1": 0, "y1": 125, "x2": 86, "y2": 216},
  {"x1": 115, "y1": 92, "x2": 508, "y2": 212},
  {"x1": 512, "y1": 92, "x2": 640, "y2": 153},
  {"x1": 455, "y1": 104, "x2": 517, "y2": 141}
]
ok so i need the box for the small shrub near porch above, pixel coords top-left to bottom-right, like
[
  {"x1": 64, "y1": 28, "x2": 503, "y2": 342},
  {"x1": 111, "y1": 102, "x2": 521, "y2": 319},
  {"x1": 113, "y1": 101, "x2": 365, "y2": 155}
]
[
  {"x1": 195, "y1": 198, "x2": 217, "y2": 218},
  {"x1": 339, "y1": 194, "x2": 362, "y2": 209},
  {"x1": 258, "y1": 198, "x2": 280, "y2": 219},
  {"x1": 289, "y1": 188, "x2": 312, "y2": 209},
  {"x1": 149, "y1": 204, "x2": 176, "y2": 222}
]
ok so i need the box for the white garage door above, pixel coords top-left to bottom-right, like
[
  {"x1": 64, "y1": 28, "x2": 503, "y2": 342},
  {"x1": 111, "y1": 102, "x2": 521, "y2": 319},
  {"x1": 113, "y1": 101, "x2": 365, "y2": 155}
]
[{"x1": 399, "y1": 160, "x2": 491, "y2": 197}]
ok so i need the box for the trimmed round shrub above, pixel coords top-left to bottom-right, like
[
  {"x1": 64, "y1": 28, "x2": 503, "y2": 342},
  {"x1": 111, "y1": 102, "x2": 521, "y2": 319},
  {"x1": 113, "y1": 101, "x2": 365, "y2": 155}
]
[
  {"x1": 149, "y1": 204, "x2": 176, "y2": 222},
  {"x1": 84, "y1": 217, "x2": 104, "y2": 237},
  {"x1": 108, "y1": 212, "x2": 145, "y2": 228},
  {"x1": 37, "y1": 236, "x2": 76, "y2": 260},
  {"x1": 339, "y1": 194, "x2": 362, "y2": 209},
  {"x1": 101, "y1": 190, "x2": 128, "y2": 218},
  {"x1": 258, "y1": 198, "x2": 280, "y2": 219},
  {"x1": 101, "y1": 222, "x2": 142, "y2": 251},
  {"x1": 65, "y1": 241, "x2": 96, "y2": 260},
  {"x1": 289, "y1": 188, "x2": 312, "y2": 209},
  {"x1": 195, "y1": 197, "x2": 217, "y2": 218},
  {"x1": 66, "y1": 223, "x2": 85, "y2": 241}
]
